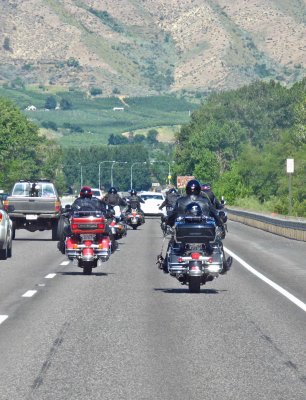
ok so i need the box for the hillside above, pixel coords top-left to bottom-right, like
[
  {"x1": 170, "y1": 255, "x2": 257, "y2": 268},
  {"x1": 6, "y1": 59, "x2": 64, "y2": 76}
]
[{"x1": 0, "y1": 0, "x2": 305, "y2": 95}]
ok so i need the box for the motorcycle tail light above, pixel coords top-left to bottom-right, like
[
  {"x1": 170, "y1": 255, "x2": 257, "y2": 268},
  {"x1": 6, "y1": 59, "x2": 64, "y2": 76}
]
[
  {"x1": 207, "y1": 258, "x2": 213, "y2": 263},
  {"x1": 84, "y1": 240, "x2": 92, "y2": 247},
  {"x1": 178, "y1": 257, "x2": 183, "y2": 263},
  {"x1": 71, "y1": 223, "x2": 78, "y2": 230},
  {"x1": 97, "y1": 223, "x2": 105, "y2": 230},
  {"x1": 191, "y1": 252, "x2": 201, "y2": 260},
  {"x1": 132, "y1": 213, "x2": 137, "y2": 217},
  {"x1": 191, "y1": 265, "x2": 200, "y2": 270}
]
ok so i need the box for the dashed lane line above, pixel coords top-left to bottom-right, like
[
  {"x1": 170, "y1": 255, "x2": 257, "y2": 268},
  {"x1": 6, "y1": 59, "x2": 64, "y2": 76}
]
[
  {"x1": 224, "y1": 247, "x2": 306, "y2": 313},
  {"x1": 45, "y1": 273, "x2": 57, "y2": 279},
  {"x1": 60, "y1": 261, "x2": 70, "y2": 266},
  {"x1": 22, "y1": 290, "x2": 37, "y2": 298},
  {"x1": 0, "y1": 315, "x2": 8, "y2": 325}
]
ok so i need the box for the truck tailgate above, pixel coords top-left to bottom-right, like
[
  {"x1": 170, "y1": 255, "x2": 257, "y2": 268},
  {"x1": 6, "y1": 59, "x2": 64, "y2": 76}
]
[{"x1": 7, "y1": 197, "x2": 60, "y2": 214}]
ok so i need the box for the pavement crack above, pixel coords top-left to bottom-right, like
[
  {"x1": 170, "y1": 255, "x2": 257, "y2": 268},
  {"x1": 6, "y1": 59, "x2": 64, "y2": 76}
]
[{"x1": 27, "y1": 322, "x2": 70, "y2": 398}]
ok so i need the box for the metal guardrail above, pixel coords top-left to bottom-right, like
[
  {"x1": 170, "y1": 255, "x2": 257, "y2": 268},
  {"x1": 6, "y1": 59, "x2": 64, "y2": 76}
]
[{"x1": 227, "y1": 208, "x2": 306, "y2": 242}]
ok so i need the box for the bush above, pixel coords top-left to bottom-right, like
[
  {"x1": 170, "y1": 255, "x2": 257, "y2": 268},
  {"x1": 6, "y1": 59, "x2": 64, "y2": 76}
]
[{"x1": 90, "y1": 87, "x2": 102, "y2": 96}]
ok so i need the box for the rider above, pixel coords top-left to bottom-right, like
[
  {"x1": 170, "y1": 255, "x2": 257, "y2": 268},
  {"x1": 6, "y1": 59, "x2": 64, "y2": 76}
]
[
  {"x1": 159, "y1": 187, "x2": 180, "y2": 212},
  {"x1": 201, "y1": 183, "x2": 223, "y2": 210},
  {"x1": 165, "y1": 179, "x2": 232, "y2": 274},
  {"x1": 103, "y1": 187, "x2": 127, "y2": 208},
  {"x1": 57, "y1": 186, "x2": 116, "y2": 254},
  {"x1": 126, "y1": 189, "x2": 145, "y2": 222}
]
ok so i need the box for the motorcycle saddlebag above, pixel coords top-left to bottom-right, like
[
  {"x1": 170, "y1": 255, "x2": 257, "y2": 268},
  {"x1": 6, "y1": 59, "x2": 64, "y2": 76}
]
[
  {"x1": 175, "y1": 220, "x2": 216, "y2": 243},
  {"x1": 70, "y1": 216, "x2": 106, "y2": 234}
]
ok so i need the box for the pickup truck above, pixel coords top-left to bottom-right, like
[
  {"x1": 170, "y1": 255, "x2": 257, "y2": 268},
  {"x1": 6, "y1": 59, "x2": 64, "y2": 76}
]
[{"x1": 4, "y1": 180, "x2": 61, "y2": 240}]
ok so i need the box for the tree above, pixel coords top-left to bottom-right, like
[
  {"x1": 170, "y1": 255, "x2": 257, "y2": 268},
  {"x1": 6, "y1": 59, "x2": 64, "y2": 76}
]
[
  {"x1": 60, "y1": 98, "x2": 72, "y2": 110},
  {"x1": 45, "y1": 96, "x2": 57, "y2": 110}
]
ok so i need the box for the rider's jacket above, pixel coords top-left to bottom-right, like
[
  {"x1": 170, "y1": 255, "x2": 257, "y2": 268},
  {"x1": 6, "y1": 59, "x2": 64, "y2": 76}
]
[
  {"x1": 167, "y1": 194, "x2": 223, "y2": 227},
  {"x1": 71, "y1": 196, "x2": 107, "y2": 213},
  {"x1": 103, "y1": 193, "x2": 127, "y2": 207},
  {"x1": 201, "y1": 190, "x2": 223, "y2": 210},
  {"x1": 127, "y1": 195, "x2": 144, "y2": 210}
]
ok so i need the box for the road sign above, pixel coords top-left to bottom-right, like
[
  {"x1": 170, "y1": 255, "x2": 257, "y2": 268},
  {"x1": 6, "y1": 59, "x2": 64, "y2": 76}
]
[
  {"x1": 176, "y1": 175, "x2": 195, "y2": 189},
  {"x1": 152, "y1": 182, "x2": 160, "y2": 187}
]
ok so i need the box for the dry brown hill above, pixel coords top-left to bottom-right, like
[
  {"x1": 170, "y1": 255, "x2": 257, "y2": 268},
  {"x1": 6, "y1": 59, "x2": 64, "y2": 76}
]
[{"x1": 0, "y1": 0, "x2": 305, "y2": 95}]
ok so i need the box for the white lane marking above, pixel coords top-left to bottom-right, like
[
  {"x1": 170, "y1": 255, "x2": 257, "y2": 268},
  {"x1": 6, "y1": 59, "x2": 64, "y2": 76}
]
[
  {"x1": 60, "y1": 261, "x2": 70, "y2": 266},
  {"x1": 45, "y1": 273, "x2": 56, "y2": 279},
  {"x1": 22, "y1": 290, "x2": 37, "y2": 298},
  {"x1": 0, "y1": 315, "x2": 8, "y2": 325},
  {"x1": 224, "y1": 247, "x2": 306, "y2": 313}
]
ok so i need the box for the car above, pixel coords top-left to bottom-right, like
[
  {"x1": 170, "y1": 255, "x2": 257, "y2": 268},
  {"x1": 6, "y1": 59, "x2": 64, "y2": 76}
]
[
  {"x1": 139, "y1": 191, "x2": 167, "y2": 216},
  {"x1": 91, "y1": 188, "x2": 104, "y2": 200},
  {"x1": 0, "y1": 202, "x2": 12, "y2": 259}
]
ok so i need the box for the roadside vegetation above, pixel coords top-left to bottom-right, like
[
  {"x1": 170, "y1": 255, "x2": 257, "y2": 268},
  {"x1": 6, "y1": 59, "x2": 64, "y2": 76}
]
[{"x1": 174, "y1": 79, "x2": 306, "y2": 216}]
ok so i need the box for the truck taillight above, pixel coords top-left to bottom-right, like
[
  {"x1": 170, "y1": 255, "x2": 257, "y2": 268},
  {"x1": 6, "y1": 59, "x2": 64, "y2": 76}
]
[
  {"x1": 3, "y1": 200, "x2": 8, "y2": 211},
  {"x1": 0, "y1": 213, "x2": 2, "y2": 222},
  {"x1": 55, "y1": 201, "x2": 61, "y2": 212}
]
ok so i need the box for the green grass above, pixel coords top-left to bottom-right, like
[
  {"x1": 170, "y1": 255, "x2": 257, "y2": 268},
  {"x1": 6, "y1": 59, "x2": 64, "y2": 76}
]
[{"x1": 0, "y1": 86, "x2": 198, "y2": 146}]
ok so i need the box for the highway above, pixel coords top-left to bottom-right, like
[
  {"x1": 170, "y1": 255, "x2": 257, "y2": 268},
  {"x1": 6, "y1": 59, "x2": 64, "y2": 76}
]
[{"x1": 0, "y1": 219, "x2": 306, "y2": 399}]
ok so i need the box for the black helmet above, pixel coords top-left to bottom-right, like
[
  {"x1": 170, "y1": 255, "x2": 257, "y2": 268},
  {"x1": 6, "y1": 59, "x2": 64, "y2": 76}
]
[
  {"x1": 108, "y1": 187, "x2": 117, "y2": 194},
  {"x1": 80, "y1": 186, "x2": 92, "y2": 198},
  {"x1": 186, "y1": 179, "x2": 201, "y2": 195},
  {"x1": 130, "y1": 189, "x2": 137, "y2": 196},
  {"x1": 185, "y1": 202, "x2": 202, "y2": 217},
  {"x1": 201, "y1": 183, "x2": 211, "y2": 191}
]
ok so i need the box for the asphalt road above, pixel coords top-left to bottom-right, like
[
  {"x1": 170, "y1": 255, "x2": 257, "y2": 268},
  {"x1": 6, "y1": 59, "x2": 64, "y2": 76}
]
[{"x1": 0, "y1": 219, "x2": 306, "y2": 399}]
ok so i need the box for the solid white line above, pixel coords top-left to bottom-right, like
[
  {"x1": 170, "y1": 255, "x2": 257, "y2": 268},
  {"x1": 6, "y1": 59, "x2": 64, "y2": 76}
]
[
  {"x1": 0, "y1": 315, "x2": 8, "y2": 325},
  {"x1": 45, "y1": 273, "x2": 56, "y2": 279},
  {"x1": 60, "y1": 261, "x2": 70, "y2": 266},
  {"x1": 22, "y1": 290, "x2": 37, "y2": 298},
  {"x1": 224, "y1": 247, "x2": 306, "y2": 313}
]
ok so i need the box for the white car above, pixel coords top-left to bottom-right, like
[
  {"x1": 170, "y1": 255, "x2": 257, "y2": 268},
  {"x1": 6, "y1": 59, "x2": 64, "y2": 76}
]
[
  {"x1": 0, "y1": 206, "x2": 12, "y2": 260},
  {"x1": 139, "y1": 191, "x2": 167, "y2": 216},
  {"x1": 91, "y1": 188, "x2": 104, "y2": 200}
]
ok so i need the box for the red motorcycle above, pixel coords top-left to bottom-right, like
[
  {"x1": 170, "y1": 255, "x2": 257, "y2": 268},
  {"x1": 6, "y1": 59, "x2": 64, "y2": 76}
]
[{"x1": 65, "y1": 211, "x2": 111, "y2": 275}]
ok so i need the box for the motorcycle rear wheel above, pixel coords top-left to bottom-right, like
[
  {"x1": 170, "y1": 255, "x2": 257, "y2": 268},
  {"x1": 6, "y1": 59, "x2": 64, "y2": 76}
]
[
  {"x1": 188, "y1": 276, "x2": 201, "y2": 293},
  {"x1": 83, "y1": 266, "x2": 92, "y2": 275}
]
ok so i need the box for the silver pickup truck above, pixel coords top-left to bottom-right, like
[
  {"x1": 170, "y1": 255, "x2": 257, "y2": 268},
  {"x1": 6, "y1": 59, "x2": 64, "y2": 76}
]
[{"x1": 4, "y1": 180, "x2": 61, "y2": 240}]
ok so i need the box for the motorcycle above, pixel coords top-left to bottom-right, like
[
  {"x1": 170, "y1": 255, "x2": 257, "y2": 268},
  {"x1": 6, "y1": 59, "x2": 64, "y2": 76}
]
[
  {"x1": 125, "y1": 208, "x2": 144, "y2": 230},
  {"x1": 158, "y1": 214, "x2": 229, "y2": 293},
  {"x1": 160, "y1": 205, "x2": 174, "y2": 236},
  {"x1": 65, "y1": 210, "x2": 112, "y2": 275},
  {"x1": 109, "y1": 205, "x2": 127, "y2": 239}
]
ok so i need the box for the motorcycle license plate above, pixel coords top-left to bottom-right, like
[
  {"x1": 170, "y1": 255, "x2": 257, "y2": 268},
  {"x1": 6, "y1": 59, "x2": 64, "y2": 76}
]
[
  {"x1": 80, "y1": 234, "x2": 95, "y2": 240},
  {"x1": 132, "y1": 218, "x2": 137, "y2": 223},
  {"x1": 26, "y1": 214, "x2": 38, "y2": 220}
]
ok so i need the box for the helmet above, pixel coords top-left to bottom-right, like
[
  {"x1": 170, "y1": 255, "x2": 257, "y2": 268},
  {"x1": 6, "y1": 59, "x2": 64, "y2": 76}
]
[
  {"x1": 108, "y1": 187, "x2": 117, "y2": 194},
  {"x1": 185, "y1": 179, "x2": 201, "y2": 195},
  {"x1": 80, "y1": 186, "x2": 92, "y2": 198},
  {"x1": 201, "y1": 183, "x2": 211, "y2": 191},
  {"x1": 130, "y1": 189, "x2": 137, "y2": 196},
  {"x1": 185, "y1": 202, "x2": 202, "y2": 217}
]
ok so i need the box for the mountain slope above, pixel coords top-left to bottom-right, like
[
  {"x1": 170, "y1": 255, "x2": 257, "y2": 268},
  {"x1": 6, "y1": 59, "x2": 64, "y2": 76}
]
[{"x1": 0, "y1": 0, "x2": 305, "y2": 95}]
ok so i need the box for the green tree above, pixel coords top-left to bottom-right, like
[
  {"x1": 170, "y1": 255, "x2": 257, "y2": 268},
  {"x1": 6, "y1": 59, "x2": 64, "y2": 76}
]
[{"x1": 45, "y1": 96, "x2": 57, "y2": 110}]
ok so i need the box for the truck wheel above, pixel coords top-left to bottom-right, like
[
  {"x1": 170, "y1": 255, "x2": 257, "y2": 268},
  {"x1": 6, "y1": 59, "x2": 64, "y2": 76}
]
[{"x1": 52, "y1": 221, "x2": 59, "y2": 241}]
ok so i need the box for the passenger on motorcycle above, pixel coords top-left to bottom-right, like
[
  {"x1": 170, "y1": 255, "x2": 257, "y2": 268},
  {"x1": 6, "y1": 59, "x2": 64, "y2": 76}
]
[{"x1": 57, "y1": 186, "x2": 116, "y2": 254}]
